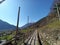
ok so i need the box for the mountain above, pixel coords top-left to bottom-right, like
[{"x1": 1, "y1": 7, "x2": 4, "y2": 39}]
[
  {"x1": 21, "y1": 23, "x2": 34, "y2": 29},
  {"x1": 0, "y1": 20, "x2": 16, "y2": 30}
]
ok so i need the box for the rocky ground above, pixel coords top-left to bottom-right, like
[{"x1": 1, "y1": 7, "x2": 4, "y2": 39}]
[{"x1": 39, "y1": 29, "x2": 60, "y2": 45}]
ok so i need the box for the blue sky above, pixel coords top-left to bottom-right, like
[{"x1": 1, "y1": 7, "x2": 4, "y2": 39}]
[{"x1": 0, "y1": 0, "x2": 53, "y2": 27}]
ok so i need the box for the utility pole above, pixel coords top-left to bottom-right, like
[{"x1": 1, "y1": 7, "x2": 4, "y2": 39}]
[
  {"x1": 15, "y1": 7, "x2": 20, "y2": 45},
  {"x1": 16, "y1": 7, "x2": 20, "y2": 35},
  {"x1": 53, "y1": 0, "x2": 60, "y2": 21},
  {"x1": 27, "y1": 16, "x2": 29, "y2": 24},
  {"x1": 56, "y1": 3, "x2": 60, "y2": 21}
]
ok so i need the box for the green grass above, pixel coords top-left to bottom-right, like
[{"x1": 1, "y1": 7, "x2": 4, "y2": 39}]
[
  {"x1": 45, "y1": 41, "x2": 50, "y2": 45},
  {"x1": 0, "y1": 35, "x2": 13, "y2": 40},
  {"x1": 20, "y1": 29, "x2": 33, "y2": 33},
  {"x1": 20, "y1": 29, "x2": 28, "y2": 33},
  {"x1": 39, "y1": 19, "x2": 60, "y2": 30},
  {"x1": 7, "y1": 35, "x2": 13, "y2": 40},
  {"x1": 46, "y1": 20, "x2": 60, "y2": 29}
]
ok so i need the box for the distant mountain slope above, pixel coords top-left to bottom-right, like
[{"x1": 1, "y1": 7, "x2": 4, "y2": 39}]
[
  {"x1": 0, "y1": 20, "x2": 16, "y2": 30},
  {"x1": 21, "y1": 23, "x2": 34, "y2": 29}
]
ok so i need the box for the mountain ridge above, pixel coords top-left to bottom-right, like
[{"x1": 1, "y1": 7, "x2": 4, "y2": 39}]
[{"x1": 0, "y1": 19, "x2": 16, "y2": 30}]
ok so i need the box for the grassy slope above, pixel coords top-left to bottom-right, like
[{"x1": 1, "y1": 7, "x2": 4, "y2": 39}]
[
  {"x1": 0, "y1": 35, "x2": 13, "y2": 40},
  {"x1": 38, "y1": 18, "x2": 60, "y2": 40},
  {"x1": 46, "y1": 20, "x2": 60, "y2": 29},
  {"x1": 39, "y1": 18, "x2": 60, "y2": 30}
]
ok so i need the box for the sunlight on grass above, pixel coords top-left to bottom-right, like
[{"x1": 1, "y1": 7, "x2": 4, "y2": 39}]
[
  {"x1": 46, "y1": 20, "x2": 60, "y2": 29},
  {"x1": 0, "y1": 35, "x2": 13, "y2": 40},
  {"x1": 39, "y1": 18, "x2": 60, "y2": 30}
]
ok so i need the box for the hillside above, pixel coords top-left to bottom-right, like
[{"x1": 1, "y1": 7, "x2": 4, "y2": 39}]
[{"x1": 0, "y1": 20, "x2": 16, "y2": 30}]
